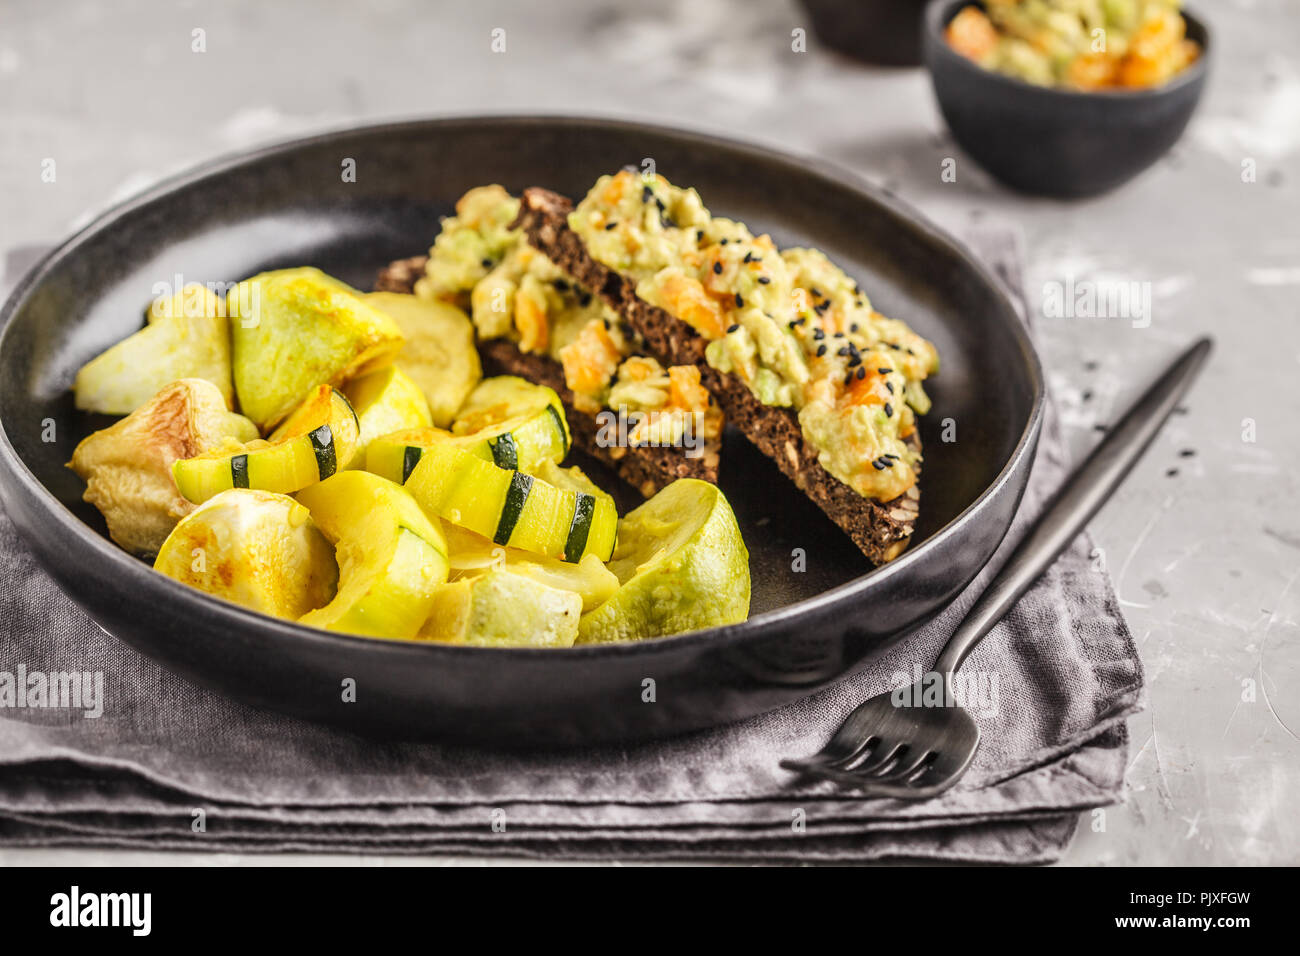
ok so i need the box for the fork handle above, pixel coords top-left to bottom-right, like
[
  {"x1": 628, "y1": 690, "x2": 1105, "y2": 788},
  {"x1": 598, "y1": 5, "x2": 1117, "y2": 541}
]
[{"x1": 933, "y1": 337, "x2": 1212, "y2": 683}]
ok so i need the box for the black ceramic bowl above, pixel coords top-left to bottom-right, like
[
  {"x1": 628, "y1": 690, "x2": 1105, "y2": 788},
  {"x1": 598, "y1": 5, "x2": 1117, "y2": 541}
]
[
  {"x1": 0, "y1": 117, "x2": 1042, "y2": 746},
  {"x1": 923, "y1": 0, "x2": 1209, "y2": 197},
  {"x1": 800, "y1": 0, "x2": 929, "y2": 67}
]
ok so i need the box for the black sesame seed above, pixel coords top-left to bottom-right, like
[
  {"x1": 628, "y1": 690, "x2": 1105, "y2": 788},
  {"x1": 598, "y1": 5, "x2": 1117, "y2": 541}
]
[
  {"x1": 757, "y1": 276, "x2": 771, "y2": 284},
  {"x1": 811, "y1": 287, "x2": 823, "y2": 298},
  {"x1": 872, "y1": 458, "x2": 888, "y2": 471},
  {"x1": 816, "y1": 344, "x2": 827, "y2": 356},
  {"x1": 552, "y1": 278, "x2": 570, "y2": 292},
  {"x1": 734, "y1": 293, "x2": 744, "y2": 308},
  {"x1": 788, "y1": 320, "x2": 797, "y2": 329},
  {"x1": 696, "y1": 229, "x2": 705, "y2": 242},
  {"x1": 848, "y1": 355, "x2": 862, "y2": 368},
  {"x1": 855, "y1": 300, "x2": 864, "y2": 308},
  {"x1": 727, "y1": 324, "x2": 740, "y2": 333},
  {"x1": 888, "y1": 342, "x2": 901, "y2": 350},
  {"x1": 602, "y1": 318, "x2": 611, "y2": 329},
  {"x1": 481, "y1": 258, "x2": 493, "y2": 268},
  {"x1": 883, "y1": 402, "x2": 893, "y2": 416},
  {"x1": 655, "y1": 197, "x2": 666, "y2": 212},
  {"x1": 579, "y1": 292, "x2": 592, "y2": 307},
  {"x1": 720, "y1": 238, "x2": 728, "y2": 245},
  {"x1": 713, "y1": 261, "x2": 723, "y2": 274},
  {"x1": 604, "y1": 221, "x2": 618, "y2": 230},
  {"x1": 834, "y1": 331, "x2": 845, "y2": 338},
  {"x1": 743, "y1": 251, "x2": 754, "y2": 263},
  {"x1": 844, "y1": 372, "x2": 855, "y2": 386},
  {"x1": 660, "y1": 215, "x2": 676, "y2": 229},
  {"x1": 814, "y1": 302, "x2": 830, "y2": 314},
  {"x1": 793, "y1": 317, "x2": 806, "y2": 326},
  {"x1": 885, "y1": 381, "x2": 895, "y2": 394},
  {"x1": 878, "y1": 367, "x2": 892, "y2": 375},
  {"x1": 837, "y1": 346, "x2": 850, "y2": 357},
  {"x1": 850, "y1": 323, "x2": 860, "y2": 333},
  {"x1": 856, "y1": 367, "x2": 866, "y2": 380},
  {"x1": 1179, "y1": 448, "x2": 1196, "y2": 458},
  {"x1": 812, "y1": 328, "x2": 825, "y2": 340},
  {"x1": 642, "y1": 185, "x2": 653, "y2": 203}
]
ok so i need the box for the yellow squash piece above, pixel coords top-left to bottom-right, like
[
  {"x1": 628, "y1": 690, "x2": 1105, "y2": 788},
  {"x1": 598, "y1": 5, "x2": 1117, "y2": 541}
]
[
  {"x1": 172, "y1": 384, "x2": 360, "y2": 504},
  {"x1": 295, "y1": 471, "x2": 450, "y2": 640},
  {"x1": 450, "y1": 375, "x2": 571, "y2": 472},
  {"x1": 420, "y1": 569, "x2": 582, "y2": 648},
  {"x1": 365, "y1": 292, "x2": 482, "y2": 427},
  {"x1": 442, "y1": 523, "x2": 619, "y2": 613},
  {"x1": 342, "y1": 365, "x2": 433, "y2": 469},
  {"x1": 404, "y1": 441, "x2": 617, "y2": 563},
  {"x1": 577, "y1": 479, "x2": 750, "y2": 644},
  {"x1": 74, "y1": 284, "x2": 233, "y2": 415},
  {"x1": 228, "y1": 267, "x2": 404, "y2": 430},
  {"x1": 153, "y1": 489, "x2": 337, "y2": 619},
  {"x1": 68, "y1": 378, "x2": 259, "y2": 555}
]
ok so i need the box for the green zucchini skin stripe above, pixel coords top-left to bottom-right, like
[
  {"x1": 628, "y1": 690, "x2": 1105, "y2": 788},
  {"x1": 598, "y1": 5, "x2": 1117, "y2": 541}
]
[
  {"x1": 564, "y1": 492, "x2": 595, "y2": 563},
  {"x1": 230, "y1": 454, "x2": 249, "y2": 489},
  {"x1": 309, "y1": 424, "x2": 337, "y2": 480},
  {"x1": 401, "y1": 446, "x2": 424, "y2": 484},
  {"x1": 494, "y1": 472, "x2": 534, "y2": 546},
  {"x1": 488, "y1": 432, "x2": 519, "y2": 470},
  {"x1": 546, "y1": 404, "x2": 568, "y2": 451}
]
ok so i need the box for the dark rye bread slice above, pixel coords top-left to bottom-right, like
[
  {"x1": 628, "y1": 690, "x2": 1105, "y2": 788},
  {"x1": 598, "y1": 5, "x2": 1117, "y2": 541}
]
[
  {"x1": 512, "y1": 187, "x2": 920, "y2": 564},
  {"x1": 373, "y1": 256, "x2": 718, "y2": 498}
]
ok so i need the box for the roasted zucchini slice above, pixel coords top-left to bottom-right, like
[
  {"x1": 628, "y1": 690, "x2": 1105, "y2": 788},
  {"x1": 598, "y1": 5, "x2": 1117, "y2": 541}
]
[
  {"x1": 341, "y1": 365, "x2": 433, "y2": 469},
  {"x1": 442, "y1": 523, "x2": 619, "y2": 613},
  {"x1": 172, "y1": 384, "x2": 360, "y2": 504},
  {"x1": 420, "y1": 569, "x2": 582, "y2": 648},
  {"x1": 154, "y1": 489, "x2": 338, "y2": 620},
  {"x1": 68, "y1": 378, "x2": 259, "y2": 556},
  {"x1": 452, "y1": 375, "x2": 571, "y2": 470},
  {"x1": 364, "y1": 292, "x2": 482, "y2": 427},
  {"x1": 74, "y1": 284, "x2": 233, "y2": 415},
  {"x1": 404, "y1": 441, "x2": 616, "y2": 563},
  {"x1": 295, "y1": 471, "x2": 450, "y2": 640},
  {"x1": 228, "y1": 267, "x2": 404, "y2": 430},
  {"x1": 364, "y1": 378, "x2": 570, "y2": 483},
  {"x1": 577, "y1": 479, "x2": 750, "y2": 644}
]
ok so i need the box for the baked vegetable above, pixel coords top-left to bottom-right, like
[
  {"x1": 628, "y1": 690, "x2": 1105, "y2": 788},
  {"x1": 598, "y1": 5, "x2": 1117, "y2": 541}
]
[
  {"x1": 228, "y1": 267, "x2": 404, "y2": 430},
  {"x1": 68, "y1": 378, "x2": 259, "y2": 555},
  {"x1": 442, "y1": 523, "x2": 619, "y2": 613},
  {"x1": 404, "y1": 441, "x2": 617, "y2": 563},
  {"x1": 295, "y1": 471, "x2": 450, "y2": 639},
  {"x1": 153, "y1": 489, "x2": 337, "y2": 619},
  {"x1": 364, "y1": 292, "x2": 481, "y2": 427},
  {"x1": 74, "y1": 284, "x2": 233, "y2": 415},
  {"x1": 420, "y1": 569, "x2": 582, "y2": 648},
  {"x1": 172, "y1": 384, "x2": 360, "y2": 504},
  {"x1": 577, "y1": 478, "x2": 749, "y2": 644},
  {"x1": 451, "y1": 375, "x2": 571, "y2": 470},
  {"x1": 341, "y1": 365, "x2": 433, "y2": 469}
]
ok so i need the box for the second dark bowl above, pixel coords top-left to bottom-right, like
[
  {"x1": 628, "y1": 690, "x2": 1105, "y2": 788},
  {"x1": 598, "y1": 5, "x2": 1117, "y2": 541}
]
[{"x1": 923, "y1": 0, "x2": 1210, "y2": 198}]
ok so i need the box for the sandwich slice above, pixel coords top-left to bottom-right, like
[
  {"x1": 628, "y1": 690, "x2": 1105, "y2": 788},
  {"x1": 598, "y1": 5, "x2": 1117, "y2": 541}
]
[
  {"x1": 511, "y1": 172, "x2": 939, "y2": 564},
  {"x1": 375, "y1": 185, "x2": 722, "y2": 498}
]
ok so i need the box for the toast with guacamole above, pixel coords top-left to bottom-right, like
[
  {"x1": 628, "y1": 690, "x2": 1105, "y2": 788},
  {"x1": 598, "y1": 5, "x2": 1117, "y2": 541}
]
[
  {"x1": 511, "y1": 172, "x2": 938, "y2": 564},
  {"x1": 376, "y1": 185, "x2": 723, "y2": 498}
]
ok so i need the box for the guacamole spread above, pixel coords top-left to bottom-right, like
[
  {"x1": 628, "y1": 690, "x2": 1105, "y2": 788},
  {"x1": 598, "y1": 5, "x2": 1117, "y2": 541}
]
[
  {"x1": 569, "y1": 170, "x2": 939, "y2": 503},
  {"x1": 420, "y1": 186, "x2": 720, "y2": 446}
]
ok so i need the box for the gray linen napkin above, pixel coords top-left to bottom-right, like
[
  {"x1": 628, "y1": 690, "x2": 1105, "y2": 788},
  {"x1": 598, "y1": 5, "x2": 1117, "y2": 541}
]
[{"x1": 0, "y1": 228, "x2": 1143, "y2": 862}]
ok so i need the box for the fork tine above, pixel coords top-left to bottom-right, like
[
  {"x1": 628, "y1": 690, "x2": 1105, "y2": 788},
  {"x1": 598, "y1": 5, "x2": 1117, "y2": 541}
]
[
  {"x1": 845, "y1": 741, "x2": 904, "y2": 775},
  {"x1": 872, "y1": 748, "x2": 935, "y2": 782}
]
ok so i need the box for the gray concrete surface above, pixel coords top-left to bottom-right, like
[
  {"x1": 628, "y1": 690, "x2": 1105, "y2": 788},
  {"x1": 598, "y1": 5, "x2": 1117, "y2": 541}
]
[{"x1": 0, "y1": 0, "x2": 1296, "y2": 865}]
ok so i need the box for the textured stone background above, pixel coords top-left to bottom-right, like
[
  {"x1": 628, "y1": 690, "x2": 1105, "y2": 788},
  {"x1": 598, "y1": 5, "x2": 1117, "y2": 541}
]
[{"x1": 1, "y1": 0, "x2": 1296, "y2": 865}]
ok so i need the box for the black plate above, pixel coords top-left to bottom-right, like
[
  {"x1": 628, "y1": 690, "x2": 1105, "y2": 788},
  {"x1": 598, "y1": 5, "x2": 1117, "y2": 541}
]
[{"x1": 0, "y1": 117, "x2": 1042, "y2": 746}]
